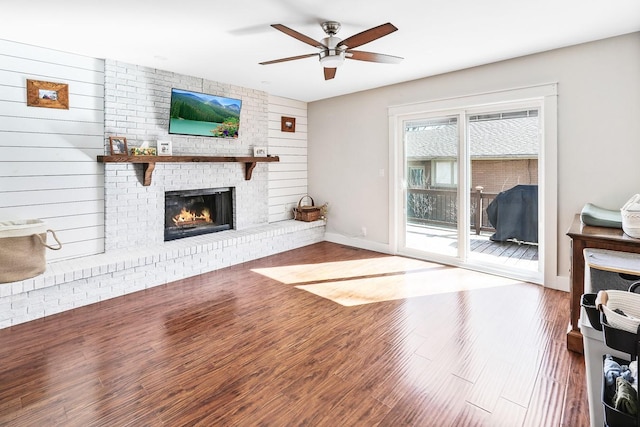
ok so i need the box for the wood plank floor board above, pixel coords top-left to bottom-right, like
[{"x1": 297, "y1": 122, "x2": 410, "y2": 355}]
[
  {"x1": 499, "y1": 343, "x2": 546, "y2": 408},
  {"x1": 0, "y1": 242, "x2": 588, "y2": 426},
  {"x1": 451, "y1": 402, "x2": 493, "y2": 427},
  {"x1": 379, "y1": 374, "x2": 474, "y2": 426},
  {"x1": 561, "y1": 355, "x2": 590, "y2": 427},
  {"x1": 523, "y1": 375, "x2": 565, "y2": 427},
  {"x1": 231, "y1": 391, "x2": 298, "y2": 426},
  {"x1": 334, "y1": 340, "x2": 431, "y2": 410},
  {"x1": 465, "y1": 354, "x2": 515, "y2": 413},
  {"x1": 538, "y1": 340, "x2": 572, "y2": 384},
  {"x1": 314, "y1": 386, "x2": 393, "y2": 427},
  {"x1": 487, "y1": 397, "x2": 528, "y2": 427}
]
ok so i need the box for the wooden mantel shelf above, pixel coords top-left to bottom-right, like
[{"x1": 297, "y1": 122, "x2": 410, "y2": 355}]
[{"x1": 97, "y1": 155, "x2": 280, "y2": 186}]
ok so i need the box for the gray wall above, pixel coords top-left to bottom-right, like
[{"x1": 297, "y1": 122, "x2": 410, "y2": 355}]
[{"x1": 308, "y1": 32, "x2": 640, "y2": 288}]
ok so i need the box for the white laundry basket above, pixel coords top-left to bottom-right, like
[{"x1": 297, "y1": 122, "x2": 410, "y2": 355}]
[{"x1": 0, "y1": 219, "x2": 62, "y2": 283}]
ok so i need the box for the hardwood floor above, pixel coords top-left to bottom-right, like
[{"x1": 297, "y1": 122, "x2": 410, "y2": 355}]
[{"x1": 0, "y1": 242, "x2": 588, "y2": 426}]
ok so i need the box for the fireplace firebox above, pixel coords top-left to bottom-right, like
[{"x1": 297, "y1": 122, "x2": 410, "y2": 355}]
[{"x1": 164, "y1": 188, "x2": 234, "y2": 241}]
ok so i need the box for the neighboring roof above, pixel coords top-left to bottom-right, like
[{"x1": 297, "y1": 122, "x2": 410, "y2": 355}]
[{"x1": 406, "y1": 116, "x2": 539, "y2": 160}]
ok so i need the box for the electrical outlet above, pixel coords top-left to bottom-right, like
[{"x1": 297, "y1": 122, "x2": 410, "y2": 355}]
[{"x1": 361, "y1": 226, "x2": 367, "y2": 237}]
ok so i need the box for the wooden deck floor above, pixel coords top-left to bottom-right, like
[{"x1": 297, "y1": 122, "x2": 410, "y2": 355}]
[
  {"x1": 407, "y1": 225, "x2": 539, "y2": 271},
  {"x1": 0, "y1": 242, "x2": 586, "y2": 426},
  {"x1": 469, "y1": 236, "x2": 539, "y2": 265}
]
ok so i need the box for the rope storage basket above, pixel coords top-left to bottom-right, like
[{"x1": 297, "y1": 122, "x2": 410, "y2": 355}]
[
  {"x1": 0, "y1": 219, "x2": 62, "y2": 283},
  {"x1": 293, "y1": 195, "x2": 323, "y2": 222},
  {"x1": 597, "y1": 288, "x2": 640, "y2": 334}
]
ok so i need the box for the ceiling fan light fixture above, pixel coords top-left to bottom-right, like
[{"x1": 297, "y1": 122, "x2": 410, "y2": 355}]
[
  {"x1": 319, "y1": 50, "x2": 345, "y2": 68},
  {"x1": 261, "y1": 21, "x2": 401, "y2": 78}
]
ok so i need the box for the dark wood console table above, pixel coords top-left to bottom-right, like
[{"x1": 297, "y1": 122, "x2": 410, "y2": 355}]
[
  {"x1": 566, "y1": 214, "x2": 640, "y2": 353},
  {"x1": 97, "y1": 155, "x2": 279, "y2": 186}
]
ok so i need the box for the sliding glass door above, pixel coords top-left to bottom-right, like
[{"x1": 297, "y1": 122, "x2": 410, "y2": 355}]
[
  {"x1": 404, "y1": 114, "x2": 460, "y2": 258},
  {"x1": 399, "y1": 104, "x2": 542, "y2": 282},
  {"x1": 465, "y1": 109, "x2": 540, "y2": 275}
]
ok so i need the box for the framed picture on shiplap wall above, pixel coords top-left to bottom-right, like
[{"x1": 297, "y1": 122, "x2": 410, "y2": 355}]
[
  {"x1": 26, "y1": 79, "x2": 69, "y2": 109},
  {"x1": 1, "y1": 39, "x2": 106, "y2": 262}
]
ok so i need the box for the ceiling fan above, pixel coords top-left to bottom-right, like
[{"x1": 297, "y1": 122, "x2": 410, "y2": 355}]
[{"x1": 259, "y1": 21, "x2": 403, "y2": 80}]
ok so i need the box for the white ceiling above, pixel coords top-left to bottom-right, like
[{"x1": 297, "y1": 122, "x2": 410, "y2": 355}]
[{"x1": 2, "y1": 0, "x2": 639, "y2": 102}]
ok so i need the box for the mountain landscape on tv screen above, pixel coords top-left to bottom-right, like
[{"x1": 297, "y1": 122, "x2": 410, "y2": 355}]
[
  {"x1": 170, "y1": 91, "x2": 240, "y2": 124},
  {"x1": 169, "y1": 89, "x2": 242, "y2": 137}
]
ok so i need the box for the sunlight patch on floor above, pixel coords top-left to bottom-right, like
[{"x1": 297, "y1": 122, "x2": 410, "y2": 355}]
[
  {"x1": 252, "y1": 256, "x2": 524, "y2": 306},
  {"x1": 297, "y1": 268, "x2": 522, "y2": 306},
  {"x1": 251, "y1": 256, "x2": 440, "y2": 285}
]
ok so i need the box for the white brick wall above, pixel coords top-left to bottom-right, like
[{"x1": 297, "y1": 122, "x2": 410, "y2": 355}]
[
  {"x1": 0, "y1": 220, "x2": 325, "y2": 329},
  {"x1": 103, "y1": 60, "x2": 270, "y2": 250},
  {"x1": 104, "y1": 61, "x2": 267, "y2": 156},
  {"x1": 0, "y1": 58, "x2": 321, "y2": 330},
  {"x1": 103, "y1": 161, "x2": 270, "y2": 249}
]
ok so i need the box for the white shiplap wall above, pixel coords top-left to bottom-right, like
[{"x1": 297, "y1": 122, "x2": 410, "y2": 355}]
[
  {"x1": 0, "y1": 39, "x2": 105, "y2": 261},
  {"x1": 267, "y1": 95, "x2": 308, "y2": 222}
]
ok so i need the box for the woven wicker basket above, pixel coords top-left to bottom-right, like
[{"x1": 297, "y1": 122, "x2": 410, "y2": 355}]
[{"x1": 293, "y1": 196, "x2": 322, "y2": 222}]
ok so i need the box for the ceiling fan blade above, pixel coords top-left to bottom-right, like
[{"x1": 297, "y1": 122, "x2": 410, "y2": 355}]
[
  {"x1": 337, "y1": 23, "x2": 398, "y2": 49},
  {"x1": 346, "y1": 50, "x2": 403, "y2": 64},
  {"x1": 271, "y1": 24, "x2": 326, "y2": 48},
  {"x1": 259, "y1": 53, "x2": 317, "y2": 65},
  {"x1": 324, "y1": 67, "x2": 337, "y2": 80}
]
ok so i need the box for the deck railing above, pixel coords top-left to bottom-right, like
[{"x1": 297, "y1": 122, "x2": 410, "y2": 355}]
[{"x1": 407, "y1": 188, "x2": 498, "y2": 235}]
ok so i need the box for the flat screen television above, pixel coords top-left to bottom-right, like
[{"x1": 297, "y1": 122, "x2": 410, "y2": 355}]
[{"x1": 168, "y1": 88, "x2": 242, "y2": 138}]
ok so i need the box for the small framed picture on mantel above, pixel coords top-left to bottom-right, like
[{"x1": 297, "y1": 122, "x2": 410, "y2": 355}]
[
  {"x1": 109, "y1": 136, "x2": 128, "y2": 156},
  {"x1": 157, "y1": 140, "x2": 172, "y2": 156}
]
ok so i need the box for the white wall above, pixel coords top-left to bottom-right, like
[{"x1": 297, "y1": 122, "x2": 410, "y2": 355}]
[
  {"x1": 0, "y1": 40, "x2": 105, "y2": 261},
  {"x1": 308, "y1": 32, "x2": 640, "y2": 286},
  {"x1": 0, "y1": 44, "x2": 319, "y2": 328},
  {"x1": 0, "y1": 41, "x2": 310, "y2": 263},
  {"x1": 267, "y1": 95, "x2": 308, "y2": 222}
]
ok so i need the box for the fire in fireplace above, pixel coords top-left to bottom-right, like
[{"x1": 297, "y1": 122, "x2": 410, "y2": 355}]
[{"x1": 164, "y1": 188, "x2": 234, "y2": 241}]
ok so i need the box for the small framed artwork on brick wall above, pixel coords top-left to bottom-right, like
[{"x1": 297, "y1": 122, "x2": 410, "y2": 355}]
[
  {"x1": 281, "y1": 116, "x2": 296, "y2": 133},
  {"x1": 109, "y1": 136, "x2": 128, "y2": 156}
]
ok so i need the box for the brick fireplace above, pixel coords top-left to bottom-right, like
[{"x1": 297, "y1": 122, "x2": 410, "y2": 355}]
[
  {"x1": 103, "y1": 161, "x2": 268, "y2": 251},
  {"x1": 2, "y1": 157, "x2": 324, "y2": 328},
  {"x1": 102, "y1": 60, "x2": 272, "y2": 252},
  {"x1": 0, "y1": 57, "x2": 323, "y2": 330}
]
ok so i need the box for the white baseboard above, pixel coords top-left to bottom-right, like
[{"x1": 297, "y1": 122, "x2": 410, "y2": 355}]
[
  {"x1": 324, "y1": 232, "x2": 392, "y2": 255},
  {"x1": 546, "y1": 275, "x2": 570, "y2": 292}
]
